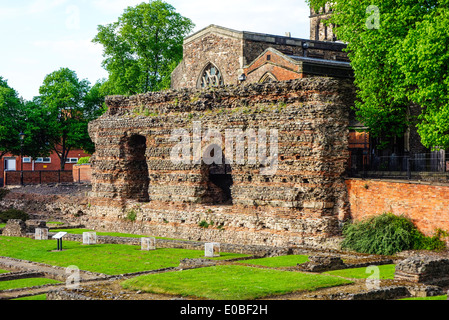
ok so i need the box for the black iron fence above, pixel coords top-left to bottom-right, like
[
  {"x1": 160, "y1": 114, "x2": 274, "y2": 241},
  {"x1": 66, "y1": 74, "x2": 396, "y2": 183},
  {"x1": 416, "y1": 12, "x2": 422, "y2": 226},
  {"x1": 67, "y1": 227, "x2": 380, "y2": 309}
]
[{"x1": 348, "y1": 152, "x2": 449, "y2": 182}]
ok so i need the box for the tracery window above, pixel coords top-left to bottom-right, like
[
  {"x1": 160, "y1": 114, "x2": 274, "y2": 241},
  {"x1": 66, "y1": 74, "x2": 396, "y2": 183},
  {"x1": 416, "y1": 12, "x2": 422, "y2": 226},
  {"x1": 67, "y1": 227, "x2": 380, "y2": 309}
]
[
  {"x1": 259, "y1": 73, "x2": 277, "y2": 83},
  {"x1": 199, "y1": 63, "x2": 224, "y2": 88}
]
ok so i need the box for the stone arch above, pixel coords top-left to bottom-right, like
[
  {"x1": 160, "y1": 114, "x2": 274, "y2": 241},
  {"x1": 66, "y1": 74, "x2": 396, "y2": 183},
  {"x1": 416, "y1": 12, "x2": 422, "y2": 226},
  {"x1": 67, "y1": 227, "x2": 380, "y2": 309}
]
[
  {"x1": 119, "y1": 133, "x2": 150, "y2": 202},
  {"x1": 259, "y1": 72, "x2": 278, "y2": 83},
  {"x1": 197, "y1": 62, "x2": 224, "y2": 89}
]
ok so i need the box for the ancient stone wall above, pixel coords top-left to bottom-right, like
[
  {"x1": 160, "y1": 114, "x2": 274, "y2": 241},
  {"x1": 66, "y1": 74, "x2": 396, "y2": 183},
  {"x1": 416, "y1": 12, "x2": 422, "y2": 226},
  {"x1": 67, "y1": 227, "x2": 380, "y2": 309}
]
[{"x1": 87, "y1": 78, "x2": 354, "y2": 249}]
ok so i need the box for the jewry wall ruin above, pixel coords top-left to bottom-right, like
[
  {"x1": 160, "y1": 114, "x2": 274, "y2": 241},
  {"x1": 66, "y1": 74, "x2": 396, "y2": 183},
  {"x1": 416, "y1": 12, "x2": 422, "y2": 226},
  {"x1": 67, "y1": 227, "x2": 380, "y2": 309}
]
[{"x1": 86, "y1": 77, "x2": 355, "y2": 250}]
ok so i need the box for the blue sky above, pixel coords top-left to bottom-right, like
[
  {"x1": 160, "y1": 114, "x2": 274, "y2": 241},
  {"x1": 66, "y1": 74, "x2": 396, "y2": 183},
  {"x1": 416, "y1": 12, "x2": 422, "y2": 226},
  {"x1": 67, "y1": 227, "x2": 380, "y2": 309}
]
[{"x1": 0, "y1": 0, "x2": 311, "y2": 101}]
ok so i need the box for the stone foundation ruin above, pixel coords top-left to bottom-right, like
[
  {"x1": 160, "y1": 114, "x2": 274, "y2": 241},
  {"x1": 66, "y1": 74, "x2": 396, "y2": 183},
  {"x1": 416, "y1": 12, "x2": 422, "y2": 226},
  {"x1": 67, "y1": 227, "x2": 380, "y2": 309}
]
[{"x1": 87, "y1": 77, "x2": 355, "y2": 249}]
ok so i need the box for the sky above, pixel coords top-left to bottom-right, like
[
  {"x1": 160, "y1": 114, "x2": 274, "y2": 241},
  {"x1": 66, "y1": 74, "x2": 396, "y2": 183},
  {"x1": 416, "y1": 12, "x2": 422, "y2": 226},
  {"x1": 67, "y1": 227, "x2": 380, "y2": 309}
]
[{"x1": 0, "y1": 0, "x2": 311, "y2": 101}]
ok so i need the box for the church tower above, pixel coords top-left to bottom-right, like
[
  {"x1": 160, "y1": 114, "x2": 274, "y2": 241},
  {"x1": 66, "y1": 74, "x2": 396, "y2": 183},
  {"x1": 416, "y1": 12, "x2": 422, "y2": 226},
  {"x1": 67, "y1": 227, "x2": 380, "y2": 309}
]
[{"x1": 309, "y1": 3, "x2": 337, "y2": 42}]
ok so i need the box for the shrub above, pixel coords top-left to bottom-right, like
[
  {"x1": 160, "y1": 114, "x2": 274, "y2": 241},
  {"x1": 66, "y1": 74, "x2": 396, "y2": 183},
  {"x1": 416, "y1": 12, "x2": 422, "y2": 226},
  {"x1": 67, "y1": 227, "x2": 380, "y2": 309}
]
[
  {"x1": 0, "y1": 188, "x2": 10, "y2": 201},
  {"x1": 125, "y1": 210, "x2": 137, "y2": 222},
  {"x1": 341, "y1": 213, "x2": 446, "y2": 255},
  {"x1": 0, "y1": 209, "x2": 29, "y2": 223},
  {"x1": 77, "y1": 157, "x2": 91, "y2": 165}
]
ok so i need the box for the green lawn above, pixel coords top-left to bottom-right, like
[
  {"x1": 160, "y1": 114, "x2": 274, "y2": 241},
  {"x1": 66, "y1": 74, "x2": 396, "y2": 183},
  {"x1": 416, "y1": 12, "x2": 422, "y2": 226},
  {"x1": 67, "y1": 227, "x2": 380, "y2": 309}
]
[
  {"x1": 13, "y1": 294, "x2": 47, "y2": 300},
  {"x1": 0, "y1": 269, "x2": 9, "y2": 274},
  {"x1": 235, "y1": 255, "x2": 309, "y2": 268},
  {"x1": 0, "y1": 278, "x2": 61, "y2": 291},
  {"x1": 400, "y1": 295, "x2": 448, "y2": 300},
  {"x1": 122, "y1": 265, "x2": 353, "y2": 300},
  {"x1": 324, "y1": 264, "x2": 396, "y2": 280},
  {"x1": 47, "y1": 221, "x2": 64, "y2": 226},
  {"x1": 48, "y1": 228, "x2": 175, "y2": 240},
  {"x1": 0, "y1": 223, "x2": 5, "y2": 228},
  {"x1": 0, "y1": 236, "x2": 249, "y2": 275}
]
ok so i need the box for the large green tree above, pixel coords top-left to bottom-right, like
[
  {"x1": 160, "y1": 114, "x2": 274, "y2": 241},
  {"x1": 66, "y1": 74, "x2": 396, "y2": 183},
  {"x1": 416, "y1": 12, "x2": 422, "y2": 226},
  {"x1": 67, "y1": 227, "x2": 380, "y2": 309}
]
[
  {"x1": 38, "y1": 68, "x2": 105, "y2": 169},
  {"x1": 0, "y1": 77, "x2": 52, "y2": 159},
  {"x1": 307, "y1": 0, "x2": 449, "y2": 150},
  {"x1": 93, "y1": 0, "x2": 194, "y2": 95}
]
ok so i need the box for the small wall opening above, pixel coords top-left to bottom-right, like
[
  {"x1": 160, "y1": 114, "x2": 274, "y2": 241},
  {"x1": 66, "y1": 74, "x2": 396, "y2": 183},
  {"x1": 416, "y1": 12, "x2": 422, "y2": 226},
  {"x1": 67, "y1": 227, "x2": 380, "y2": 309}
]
[
  {"x1": 201, "y1": 144, "x2": 233, "y2": 204},
  {"x1": 120, "y1": 134, "x2": 150, "y2": 202}
]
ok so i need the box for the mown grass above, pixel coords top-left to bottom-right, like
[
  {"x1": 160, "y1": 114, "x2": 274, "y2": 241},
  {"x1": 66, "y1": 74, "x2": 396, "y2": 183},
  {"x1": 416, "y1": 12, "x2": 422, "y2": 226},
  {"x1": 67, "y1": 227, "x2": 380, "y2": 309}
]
[
  {"x1": 121, "y1": 265, "x2": 353, "y2": 300},
  {"x1": 0, "y1": 269, "x2": 9, "y2": 274},
  {"x1": 0, "y1": 236, "x2": 249, "y2": 275},
  {"x1": 13, "y1": 294, "x2": 47, "y2": 300},
  {"x1": 400, "y1": 295, "x2": 447, "y2": 300},
  {"x1": 324, "y1": 264, "x2": 396, "y2": 280},
  {"x1": 235, "y1": 255, "x2": 309, "y2": 268},
  {"x1": 0, "y1": 278, "x2": 61, "y2": 291}
]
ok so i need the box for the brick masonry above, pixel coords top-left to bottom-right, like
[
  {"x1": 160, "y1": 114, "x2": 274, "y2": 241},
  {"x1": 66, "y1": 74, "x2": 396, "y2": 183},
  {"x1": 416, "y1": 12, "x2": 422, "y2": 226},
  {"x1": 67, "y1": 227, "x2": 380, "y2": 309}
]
[
  {"x1": 345, "y1": 179, "x2": 449, "y2": 239},
  {"x1": 86, "y1": 77, "x2": 355, "y2": 250}
]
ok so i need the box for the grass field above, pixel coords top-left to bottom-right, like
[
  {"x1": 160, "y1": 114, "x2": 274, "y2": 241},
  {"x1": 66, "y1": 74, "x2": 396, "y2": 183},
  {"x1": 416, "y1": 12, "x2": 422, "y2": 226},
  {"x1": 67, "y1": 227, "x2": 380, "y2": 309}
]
[
  {"x1": 0, "y1": 278, "x2": 61, "y2": 291},
  {"x1": 122, "y1": 265, "x2": 353, "y2": 300},
  {"x1": 235, "y1": 255, "x2": 309, "y2": 268},
  {"x1": 13, "y1": 294, "x2": 47, "y2": 300},
  {"x1": 400, "y1": 295, "x2": 448, "y2": 300},
  {"x1": 0, "y1": 236, "x2": 249, "y2": 275}
]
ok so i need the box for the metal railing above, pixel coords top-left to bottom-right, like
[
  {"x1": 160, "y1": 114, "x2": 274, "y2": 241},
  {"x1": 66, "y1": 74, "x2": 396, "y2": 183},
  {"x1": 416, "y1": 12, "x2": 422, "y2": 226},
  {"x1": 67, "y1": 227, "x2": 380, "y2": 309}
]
[{"x1": 348, "y1": 152, "x2": 449, "y2": 182}]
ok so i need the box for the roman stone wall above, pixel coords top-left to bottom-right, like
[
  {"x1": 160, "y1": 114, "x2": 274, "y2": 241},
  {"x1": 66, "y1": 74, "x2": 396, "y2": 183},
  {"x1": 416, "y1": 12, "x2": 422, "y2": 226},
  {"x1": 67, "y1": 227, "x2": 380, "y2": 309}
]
[{"x1": 87, "y1": 78, "x2": 354, "y2": 249}]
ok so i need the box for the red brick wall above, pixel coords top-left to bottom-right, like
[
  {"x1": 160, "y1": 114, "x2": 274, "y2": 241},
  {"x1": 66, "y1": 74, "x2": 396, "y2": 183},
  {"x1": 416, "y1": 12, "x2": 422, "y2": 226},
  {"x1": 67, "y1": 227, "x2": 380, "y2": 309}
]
[
  {"x1": 0, "y1": 149, "x2": 90, "y2": 175},
  {"x1": 346, "y1": 179, "x2": 449, "y2": 237},
  {"x1": 73, "y1": 164, "x2": 92, "y2": 183},
  {"x1": 4, "y1": 170, "x2": 73, "y2": 185}
]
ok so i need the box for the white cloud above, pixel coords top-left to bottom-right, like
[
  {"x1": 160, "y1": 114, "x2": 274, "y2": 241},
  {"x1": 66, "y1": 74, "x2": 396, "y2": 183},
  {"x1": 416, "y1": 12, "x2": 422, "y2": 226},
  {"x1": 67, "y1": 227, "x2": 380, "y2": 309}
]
[
  {"x1": 25, "y1": 0, "x2": 68, "y2": 15},
  {"x1": 32, "y1": 38, "x2": 102, "y2": 58},
  {"x1": 91, "y1": 0, "x2": 143, "y2": 15}
]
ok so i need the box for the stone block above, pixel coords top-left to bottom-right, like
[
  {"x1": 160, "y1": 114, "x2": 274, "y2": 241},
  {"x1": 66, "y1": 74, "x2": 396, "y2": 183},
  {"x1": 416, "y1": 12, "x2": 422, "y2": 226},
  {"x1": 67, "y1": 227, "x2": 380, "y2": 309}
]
[
  {"x1": 141, "y1": 237, "x2": 156, "y2": 251},
  {"x1": 82, "y1": 232, "x2": 97, "y2": 245},
  {"x1": 35, "y1": 228, "x2": 49, "y2": 240},
  {"x1": 205, "y1": 242, "x2": 220, "y2": 257}
]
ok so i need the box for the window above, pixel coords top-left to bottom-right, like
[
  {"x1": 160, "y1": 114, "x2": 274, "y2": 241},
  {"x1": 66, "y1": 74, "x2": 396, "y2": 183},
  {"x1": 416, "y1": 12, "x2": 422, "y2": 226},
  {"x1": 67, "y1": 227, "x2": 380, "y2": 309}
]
[
  {"x1": 259, "y1": 73, "x2": 277, "y2": 83},
  {"x1": 35, "y1": 157, "x2": 51, "y2": 163},
  {"x1": 22, "y1": 157, "x2": 32, "y2": 163},
  {"x1": 198, "y1": 63, "x2": 224, "y2": 89},
  {"x1": 66, "y1": 158, "x2": 79, "y2": 164}
]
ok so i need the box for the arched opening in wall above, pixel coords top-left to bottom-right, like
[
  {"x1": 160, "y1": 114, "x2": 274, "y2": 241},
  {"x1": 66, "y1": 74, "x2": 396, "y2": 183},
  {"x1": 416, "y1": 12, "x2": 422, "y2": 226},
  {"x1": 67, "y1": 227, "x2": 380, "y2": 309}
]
[
  {"x1": 198, "y1": 62, "x2": 224, "y2": 89},
  {"x1": 201, "y1": 143, "x2": 233, "y2": 204},
  {"x1": 259, "y1": 72, "x2": 277, "y2": 83},
  {"x1": 120, "y1": 134, "x2": 150, "y2": 202}
]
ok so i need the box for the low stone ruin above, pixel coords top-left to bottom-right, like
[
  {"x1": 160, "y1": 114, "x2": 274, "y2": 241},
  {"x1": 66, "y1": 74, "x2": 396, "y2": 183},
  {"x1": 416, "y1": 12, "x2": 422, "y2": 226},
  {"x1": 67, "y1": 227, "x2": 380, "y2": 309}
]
[
  {"x1": 2, "y1": 219, "x2": 27, "y2": 237},
  {"x1": 2, "y1": 219, "x2": 47, "y2": 237},
  {"x1": 299, "y1": 255, "x2": 346, "y2": 272},
  {"x1": 395, "y1": 255, "x2": 449, "y2": 286}
]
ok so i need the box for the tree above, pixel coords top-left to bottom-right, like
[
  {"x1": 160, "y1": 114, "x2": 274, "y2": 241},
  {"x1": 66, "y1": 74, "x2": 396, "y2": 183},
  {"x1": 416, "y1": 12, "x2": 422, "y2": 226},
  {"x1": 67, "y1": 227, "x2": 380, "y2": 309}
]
[
  {"x1": 0, "y1": 77, "x2": 25, "y2": 158},
  {"x1": 38, "y1": 68, "x2": 105, "y2": 169},
  {"x1": 306, "y1": 0, "x2": 449, "y2": 150},
  {"x1": 93, "y1": 0, "x2": 194, "y2": 95},
  {"x1": 0, "y1": 77, "x2": 52, "y2": 159}
]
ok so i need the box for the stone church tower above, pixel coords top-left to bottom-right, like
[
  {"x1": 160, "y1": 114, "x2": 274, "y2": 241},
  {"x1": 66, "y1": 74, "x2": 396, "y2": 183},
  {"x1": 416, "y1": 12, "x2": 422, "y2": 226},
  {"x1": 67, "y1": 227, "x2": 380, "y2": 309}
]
[{"x1": 309, "y1": 3, "x2": 337, "y2": 42}]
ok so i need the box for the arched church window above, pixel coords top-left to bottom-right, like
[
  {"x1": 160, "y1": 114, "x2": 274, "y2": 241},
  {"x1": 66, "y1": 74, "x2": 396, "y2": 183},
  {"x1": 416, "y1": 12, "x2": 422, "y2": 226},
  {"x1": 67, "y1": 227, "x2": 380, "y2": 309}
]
[
  {"x1": 259, "y1": 73, "x2": 277, "y2": 83},
  {"x1": 199, "y1": 63, "x2": 224, "y2": 88}
]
